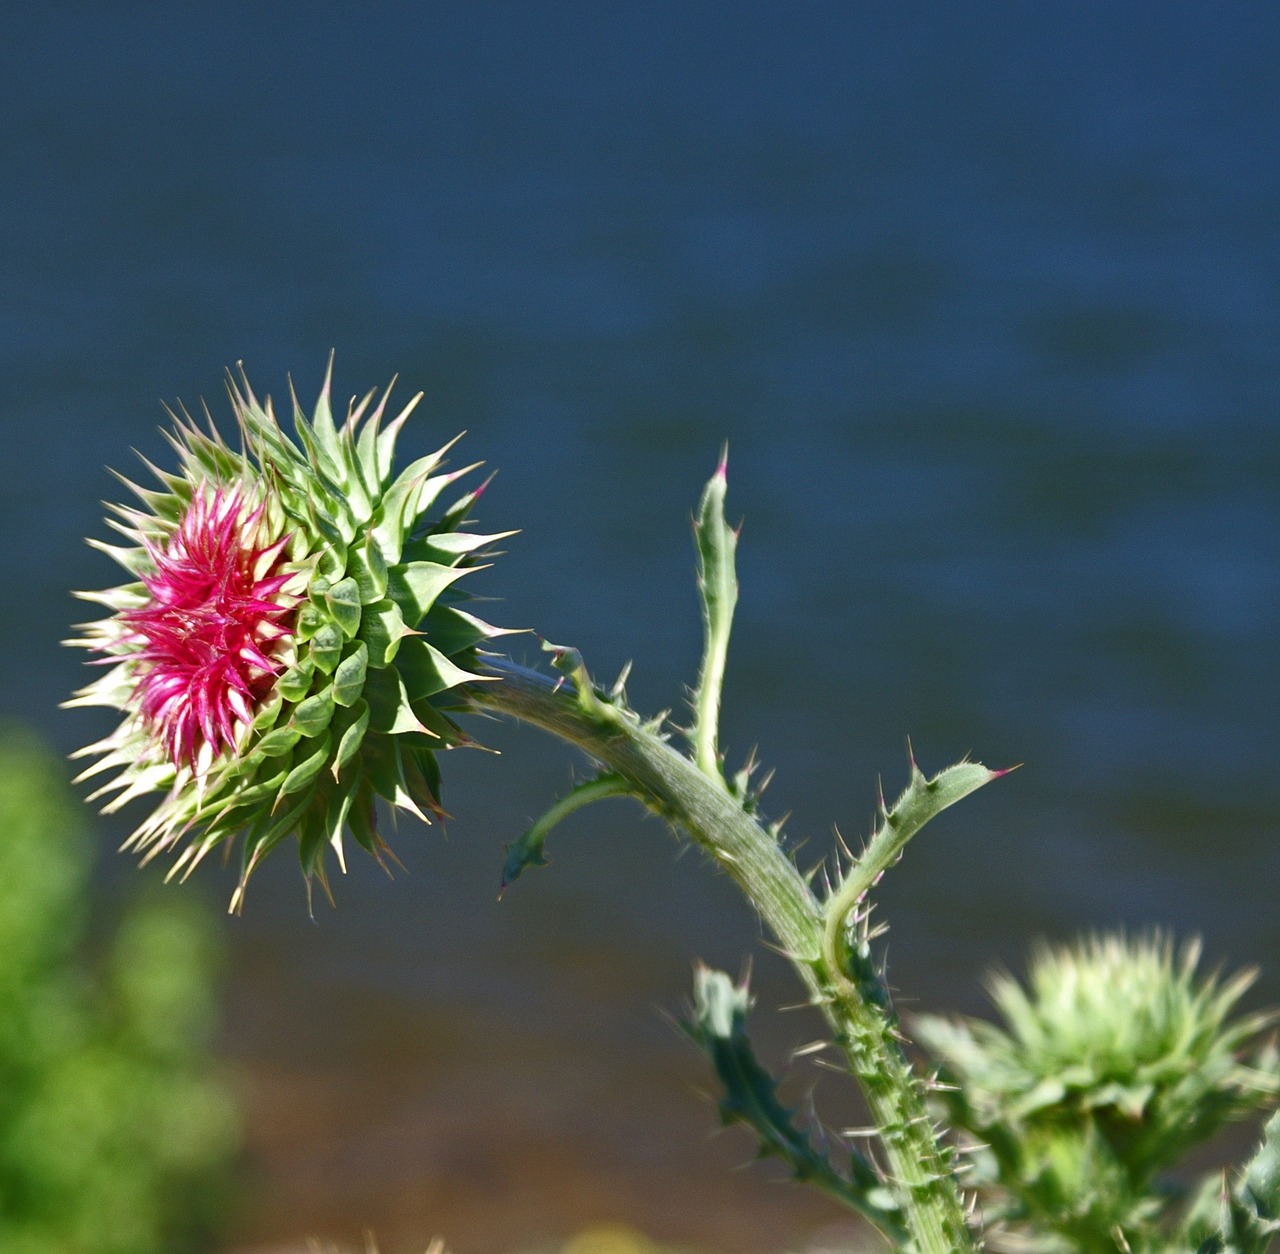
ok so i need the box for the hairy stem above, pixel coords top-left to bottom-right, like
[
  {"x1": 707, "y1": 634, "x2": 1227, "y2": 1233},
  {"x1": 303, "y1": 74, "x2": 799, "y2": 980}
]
[{"x1": 470, "y1": 657, "x2": 978, "y2": 1254}]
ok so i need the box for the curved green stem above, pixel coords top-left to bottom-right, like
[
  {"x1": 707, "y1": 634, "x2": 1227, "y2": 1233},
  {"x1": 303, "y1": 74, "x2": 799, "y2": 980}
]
[
  {"x1": 470, "y1": 657, "x2": 979, "y2": 1254},
  {"x1": 500, "y1": 772, "x2": 631, "y2": 894}
]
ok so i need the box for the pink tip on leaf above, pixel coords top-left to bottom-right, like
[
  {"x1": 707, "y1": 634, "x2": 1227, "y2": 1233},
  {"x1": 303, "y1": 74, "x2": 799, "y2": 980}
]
[
  {"x1": 470, "y1": 469, "x2": 498, "y2": 502},
  {"x1": 990, "y1": 764, "x2": 1024, "y2": 780}
]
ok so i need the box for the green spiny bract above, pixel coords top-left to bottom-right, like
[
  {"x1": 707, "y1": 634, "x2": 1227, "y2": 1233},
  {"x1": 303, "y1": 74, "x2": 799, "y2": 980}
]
[
  {"x1": 685, "y1": 965, "x2": 907, "y2": 1245},
  {"x1": 915, "y1": 932, "x2": 1279, "y2": 1253},
  {"x1": 67, "y1": 362, "x2": 513, "y2": 908},
  {"x1": 1194, "y1": 1109, "x2": 1280, "y2": 1254}
]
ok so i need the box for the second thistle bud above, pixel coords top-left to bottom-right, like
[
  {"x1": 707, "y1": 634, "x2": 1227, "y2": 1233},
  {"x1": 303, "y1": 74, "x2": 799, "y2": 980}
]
[{"x1": 68, "y1": 362, "x2": 512, "y2": 907}]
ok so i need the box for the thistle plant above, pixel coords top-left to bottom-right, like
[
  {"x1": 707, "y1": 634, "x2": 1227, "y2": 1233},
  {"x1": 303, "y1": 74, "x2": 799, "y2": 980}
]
[
  {"x1": 67, "y1": 360, "x2": 510, "y2": 907},
  {"x1": 914, "y1": 935, "x2": 1279, "y2": 1253},
  {"x1": 69, "y1": 365, "x2": 1280, "y2": 1254}
]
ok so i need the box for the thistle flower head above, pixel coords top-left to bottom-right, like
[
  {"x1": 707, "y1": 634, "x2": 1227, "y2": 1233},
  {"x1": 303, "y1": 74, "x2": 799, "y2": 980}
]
[
  {"x1": 915, "y1": 931, "x2": 1279, "y2": 1234},
  {"x1": 68, "y1": 361, "x2": 512, "y2": 908}
]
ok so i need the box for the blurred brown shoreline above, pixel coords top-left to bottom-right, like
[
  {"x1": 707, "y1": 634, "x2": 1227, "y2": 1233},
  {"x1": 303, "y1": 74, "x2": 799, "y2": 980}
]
[{"x1": 215, "y1": 923, "x2": 856, "y2": 1254}]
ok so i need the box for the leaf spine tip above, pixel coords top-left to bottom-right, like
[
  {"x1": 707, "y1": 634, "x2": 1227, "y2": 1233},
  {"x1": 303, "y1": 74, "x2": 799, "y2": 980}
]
[{"x1": 715, "y1": 441, "x2": 729, "y2": 479}]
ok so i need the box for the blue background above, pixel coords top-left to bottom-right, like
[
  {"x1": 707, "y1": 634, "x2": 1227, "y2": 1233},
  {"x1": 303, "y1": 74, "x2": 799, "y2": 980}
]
[{"x1": 3, "y1": 5, "x2": 1279, "y2": 1251}]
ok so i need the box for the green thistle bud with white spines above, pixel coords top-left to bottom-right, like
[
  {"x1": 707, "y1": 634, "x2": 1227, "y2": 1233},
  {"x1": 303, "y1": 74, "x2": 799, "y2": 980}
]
[
  {"x1": 67, "y1": 361, "x2": 514, "y2": 909},
  {"x1": 915, "y1": 932, "x2": 1279, "y2": 1252}
]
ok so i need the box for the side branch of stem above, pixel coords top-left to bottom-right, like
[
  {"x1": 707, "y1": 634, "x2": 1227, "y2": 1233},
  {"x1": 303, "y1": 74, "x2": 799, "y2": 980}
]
[{"x1": 469, "y1": 658, "x2": 979, "y2": 1254}]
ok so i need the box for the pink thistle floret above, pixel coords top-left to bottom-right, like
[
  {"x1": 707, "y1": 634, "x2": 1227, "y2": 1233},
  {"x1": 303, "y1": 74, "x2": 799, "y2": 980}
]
[{"x1": 121, "y1": 486, "x2": 296, "y2": 773}]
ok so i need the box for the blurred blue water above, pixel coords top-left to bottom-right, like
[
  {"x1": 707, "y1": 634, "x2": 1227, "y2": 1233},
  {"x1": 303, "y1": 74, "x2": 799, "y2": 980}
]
[{"x1": 3, "y1": 5, "x2": 1279, "y2": 1249}]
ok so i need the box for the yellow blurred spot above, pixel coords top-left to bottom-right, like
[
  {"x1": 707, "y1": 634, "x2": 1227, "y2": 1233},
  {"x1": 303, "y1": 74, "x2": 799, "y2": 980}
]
[{"x1": 561, "y1": 1224, "x2": 677, "y2": 1254}]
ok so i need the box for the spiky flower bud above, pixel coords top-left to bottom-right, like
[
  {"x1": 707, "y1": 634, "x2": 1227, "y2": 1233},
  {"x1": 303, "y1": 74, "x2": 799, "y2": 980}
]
[
  {"x1": 67, "y1": 362, "x2": 511, "y2": 908},
  {"x1": 915, "y1": 933, "x2": 1279, "y2": 1251},
  {"x1": 919, "y1": 934, "x2": 1276, "y2": 1161}
]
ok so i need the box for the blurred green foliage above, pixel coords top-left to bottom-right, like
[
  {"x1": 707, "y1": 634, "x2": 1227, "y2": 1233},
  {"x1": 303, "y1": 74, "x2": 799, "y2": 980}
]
[{"x1": 0, "y1": 724, "x2": 237, "y2": 1254}]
